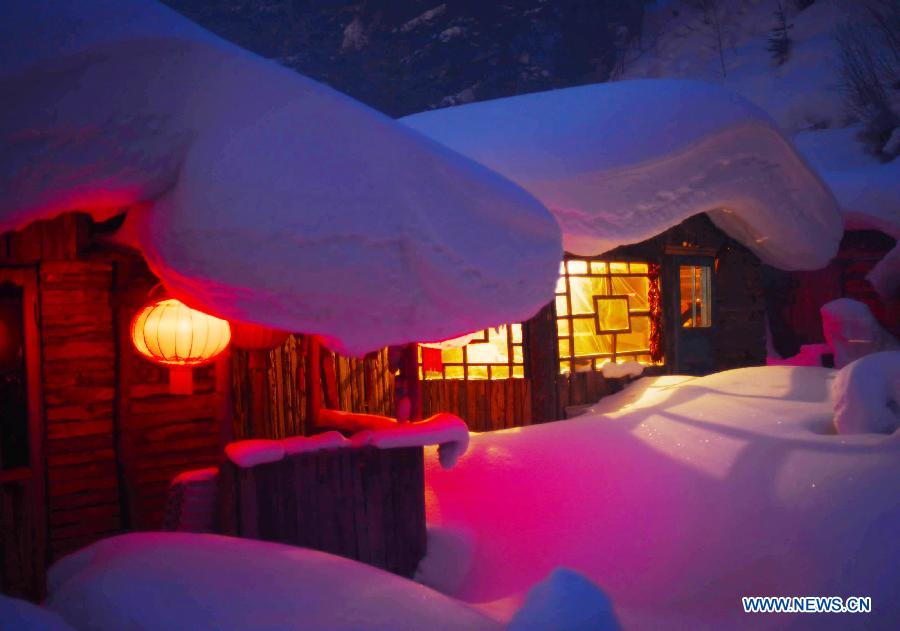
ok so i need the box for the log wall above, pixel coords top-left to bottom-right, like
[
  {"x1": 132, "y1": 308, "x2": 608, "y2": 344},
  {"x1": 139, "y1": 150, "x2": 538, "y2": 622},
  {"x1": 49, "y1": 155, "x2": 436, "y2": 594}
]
[
  {"x1": 421, "y1": 379, "x2": 532, "y2": 431},
  {"x1": 232, "y1": 341, "x2": 395, "y2": 440}
]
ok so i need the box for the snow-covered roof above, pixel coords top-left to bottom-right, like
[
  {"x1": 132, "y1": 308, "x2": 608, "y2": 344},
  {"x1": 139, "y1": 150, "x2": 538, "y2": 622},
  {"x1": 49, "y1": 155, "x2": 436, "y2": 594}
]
[
  {"x1": 402, "y1": 80, "x2": 844, "y2": 271},
  {"x1": 0, "y1": 0, "x2": 562, "y2": 356}
]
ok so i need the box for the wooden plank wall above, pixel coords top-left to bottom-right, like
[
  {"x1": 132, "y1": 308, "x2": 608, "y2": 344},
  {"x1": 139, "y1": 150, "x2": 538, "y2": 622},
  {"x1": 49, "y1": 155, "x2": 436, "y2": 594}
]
[
  {"x1": 333, "y1": 349, "x2": 394, "y2": 417},
  {"x1": 421, "y1": 379, "x2": 532, "y2": 432},
  {"x1": 221, "y1": 446, "x2": 426, "y2": 578},
  {"x1": 0, "y1": 473, "x2": 41, "y2": 599},
  {"x1": 114, "y1": 257, "x2": 226, "y2": 531},
  {"x1": 1, "y1": 215, "x2": 227, "y2": 565},
  {"x1": 40, "y1": 261, "x2": 122, "y2": 560},
  {"x1": 713, "y1": 242, "x2": 767, "y2": 371}
]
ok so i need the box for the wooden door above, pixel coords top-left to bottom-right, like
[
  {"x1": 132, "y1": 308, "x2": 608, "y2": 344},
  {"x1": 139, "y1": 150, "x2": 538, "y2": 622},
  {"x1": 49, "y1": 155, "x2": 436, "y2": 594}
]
[
  {"x1": 668, "y1": 255, "x2": 716, "y2": 375},
  {"x1": 0, "y1": 267, "x2": 46, "y2": 600}
]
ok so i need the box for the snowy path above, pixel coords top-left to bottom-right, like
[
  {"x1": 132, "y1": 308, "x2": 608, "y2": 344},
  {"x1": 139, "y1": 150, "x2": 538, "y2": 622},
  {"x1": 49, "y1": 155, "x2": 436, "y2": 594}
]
[{"x1": 422, "y1": 367, "x2": 900, "y2": 630}]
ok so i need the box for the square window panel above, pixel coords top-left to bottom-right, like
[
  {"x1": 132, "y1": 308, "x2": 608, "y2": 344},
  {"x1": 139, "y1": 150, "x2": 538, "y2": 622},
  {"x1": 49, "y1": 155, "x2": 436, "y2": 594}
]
[
  {"x1": 617, "y1": 315, "x2": 651, "y2": 353},
  {"x1": 573, "y1": 319, "x2": 612, "y2": 356},
  {"x1": 594, "y1": 296, "x2": 631, "y2": 333},
  {"x1": 611, "y1": 276, "x2": 649, "y2": 311}
]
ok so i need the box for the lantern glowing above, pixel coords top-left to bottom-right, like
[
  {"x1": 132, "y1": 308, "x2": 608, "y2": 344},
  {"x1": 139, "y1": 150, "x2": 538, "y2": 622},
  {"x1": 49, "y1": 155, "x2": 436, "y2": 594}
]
[{"x1": 131, "y1": 299, "x2": 231, "y2": 367}]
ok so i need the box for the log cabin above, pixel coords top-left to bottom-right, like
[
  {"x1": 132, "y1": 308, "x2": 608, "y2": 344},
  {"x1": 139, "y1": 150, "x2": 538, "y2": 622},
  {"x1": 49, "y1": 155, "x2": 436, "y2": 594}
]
[{"x1": 1, "y1": 211, "x2": 892, "y2": 601}]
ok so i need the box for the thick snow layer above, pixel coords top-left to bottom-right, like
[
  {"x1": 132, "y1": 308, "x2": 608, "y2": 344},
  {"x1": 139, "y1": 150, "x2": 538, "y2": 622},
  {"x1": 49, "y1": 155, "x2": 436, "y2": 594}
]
[
  {"x1": 224, "y1": 439, "x2": 285, "y2": 468},
  {"x1": 423, "y1": 367, "x2": 900, "y2": 629},
  {"x1": 832, "y1": 352, "x2": 900, "y2": 435},
  {"x1": 402, "y1": 80, "x2": 842, "y2": 271},
  {"x1": 351, "y1": 412, "x2": 470, "y2": 469},
  {"x1": 0, "y1": 0, "x2": 562, "y2": 356},
  {"x1": 0, "y1": 594, "x2": 73, "y2": 631},
  {"x1": 620, "y1": 0, "x2": 900, "y2": 295},
  {"x1": 45, "y1": 533, "x2": 502, "y2": 631},
  {"x1": 821, "y1": 298, "x2": 899, "y2": 369},
  {"x1": 283, "y1": 430, "x2": 349, "y2": 455},
  {"x1": 225, "y1": 414, "x2": 469, "y2": 469}
]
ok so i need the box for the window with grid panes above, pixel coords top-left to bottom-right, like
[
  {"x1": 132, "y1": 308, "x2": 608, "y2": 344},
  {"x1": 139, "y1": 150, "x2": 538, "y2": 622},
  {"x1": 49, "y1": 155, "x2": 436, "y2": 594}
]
[
  {"x1": 419, "y1": 324, "x2": 524, "y2": 380},
  {"x1": 555, "y1": 258, "x2": 660, "y2": 374}
]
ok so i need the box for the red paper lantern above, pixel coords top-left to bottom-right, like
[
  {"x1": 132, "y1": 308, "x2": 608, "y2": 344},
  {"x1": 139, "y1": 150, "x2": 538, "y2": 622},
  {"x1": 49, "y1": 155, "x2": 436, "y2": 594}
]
[{"x1": 131, "y1": 299, "x2": 231, "y2": 394}]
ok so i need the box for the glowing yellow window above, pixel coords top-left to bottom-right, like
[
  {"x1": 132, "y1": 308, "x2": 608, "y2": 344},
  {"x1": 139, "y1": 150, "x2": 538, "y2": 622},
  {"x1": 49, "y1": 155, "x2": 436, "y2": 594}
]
[
  {"x1": 419, "y1": 324, "x2": 525, "y2": 380},
  {"x1": 679, "y1": 265, "x2": 711, "y2": 328},
  {"x1": 555, "y1": 257, "x2": 661, "y2": 372}
]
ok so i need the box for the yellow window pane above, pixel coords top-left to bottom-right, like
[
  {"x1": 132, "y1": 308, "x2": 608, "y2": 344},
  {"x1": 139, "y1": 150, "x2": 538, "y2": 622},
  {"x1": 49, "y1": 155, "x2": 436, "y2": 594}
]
[
  {"x1": 492, "y1": 365, "x2": 509, "y2": 379},
  {"x1": 445, "y1": 365, "x2": 464, "y2": 379},
  {"x1": 513, "y1": 365, "x2": 525, "y2": 378},
  {"x1": 467, "y1": 338, "x2": 509, "y2": 364},
  {"x1": 558, "y1": 338, "x2": 571, "y2": 358},
  {"x1": 568, "y1": 277, "x2": 608, "y2": 314},
  {"x1": 512, "y1": 346, "x2": 523, "y2": 364},
  {"x1": 679, "y1": 265, "x2": 711, "y2": 328},
  {"x1": 510, "y1": 323, "x2": 523, "y2": 343},
  {"x1": 559, "y1": 261, "x2": 567, "y2": 274},
  {"x1": 468, "y1": 365, "x2": 488, "y2": 380},
  {"x1": 595, "y1": 296, "x2": 630, "y2": 332},
  {"x1": 609, "y1": 262, "x2": 629, "y2": 273},
  {"x1": 557, "y1": 319, "x2": 570, "y2": 336},
  {"x1": 612, "y1": 276, "x2": 649, "y2": 311},
  {"x1": 556, "y1": 295, "x2": 569, "y2": 316},
  {"x1": 559, "y1": 361, "x2": 572, "y2": 375},
  {"x1": 567, "y1": 260, "x2": 588, "y2": 274},
  {"x1": 555, "y1": 276, "x2": 568, "y2": 294},
  {"x1": 441, "y1": 346, "x2": 463, "y2": 363},
  {"x1": 617, "y1": 315, "x2": 651, "y2": 353},
  {"x1": 590, "y1": 261, "x2": 608, "y2": 274},
  {"x1": 573, "y1": 319, "x2": 612, "y2": 356},
  {"x1": 629, "y1": 262, "x2": 649, "y2": 274}
]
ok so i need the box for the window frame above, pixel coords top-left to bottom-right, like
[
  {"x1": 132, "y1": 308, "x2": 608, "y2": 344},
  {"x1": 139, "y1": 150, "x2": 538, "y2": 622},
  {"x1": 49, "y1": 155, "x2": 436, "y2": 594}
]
[{"x1": 556, "y1": 256, "x2": 659, "y2": 374}]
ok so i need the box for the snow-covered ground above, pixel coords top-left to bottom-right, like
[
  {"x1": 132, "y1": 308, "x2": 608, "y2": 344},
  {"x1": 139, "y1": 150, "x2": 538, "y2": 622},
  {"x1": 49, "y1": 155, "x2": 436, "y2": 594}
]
[
  {"x1": 619, "y1": 0, "x2": 899, "y2": 295},
  {"x1": 421, "y1": 366, "x2": 900, "y2": 630}
]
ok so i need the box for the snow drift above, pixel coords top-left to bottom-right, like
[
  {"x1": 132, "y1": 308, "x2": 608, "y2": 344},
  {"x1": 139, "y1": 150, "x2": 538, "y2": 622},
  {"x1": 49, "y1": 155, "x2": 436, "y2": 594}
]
[
  {"x1": 402, "y1": 80, "x2": 842, "y2": 271},
  {"x1": 832, "y1": 351, "x2": 900, "y2": 435},
  {"x1": 44, "y1": 533, "x2": 502, "y2": 631},
  {"x1": 0, "y1": 0, "x2": 562, "y2": 355},
  {"x1": 423, "y1": 367, "x2": 900, "y2": 629},
  {"x1": 820, "y1": 298, "x2": 899, "y2": 369}
]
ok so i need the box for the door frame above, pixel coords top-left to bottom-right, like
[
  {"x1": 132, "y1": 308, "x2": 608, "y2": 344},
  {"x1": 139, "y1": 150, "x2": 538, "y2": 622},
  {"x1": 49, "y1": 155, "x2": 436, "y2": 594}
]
[
  {"x1": 665, "y1": 254, "x2": 716, "y2": 375},
  {"x1": 0, "y1": 266, "x2": 46, "y2": 598}
]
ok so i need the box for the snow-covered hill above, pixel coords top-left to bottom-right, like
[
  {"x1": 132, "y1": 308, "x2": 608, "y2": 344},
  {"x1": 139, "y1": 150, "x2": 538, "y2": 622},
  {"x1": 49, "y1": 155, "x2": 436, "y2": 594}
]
[{"x1": 618, "y1": 0, "x2": 899, "y2": 295}]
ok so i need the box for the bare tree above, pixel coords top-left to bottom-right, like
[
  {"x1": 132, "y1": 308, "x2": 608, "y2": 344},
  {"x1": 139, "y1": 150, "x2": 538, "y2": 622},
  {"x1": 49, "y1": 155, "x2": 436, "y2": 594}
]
[
  {"x1": 767, "y1": 0, "x2": 793, "y2": 66},
  {"x1": 689, "y1": 0, "x2": 729, "y2": 78},
  {"x1": 835, "y1": 1, "x2": 900, "y2": 160}
]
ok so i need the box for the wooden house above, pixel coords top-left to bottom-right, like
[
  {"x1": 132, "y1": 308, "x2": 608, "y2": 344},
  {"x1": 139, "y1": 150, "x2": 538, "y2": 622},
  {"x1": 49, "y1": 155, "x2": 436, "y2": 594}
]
[{"x1": 3, "y1": 209, "x2": 887, "y2": 602}]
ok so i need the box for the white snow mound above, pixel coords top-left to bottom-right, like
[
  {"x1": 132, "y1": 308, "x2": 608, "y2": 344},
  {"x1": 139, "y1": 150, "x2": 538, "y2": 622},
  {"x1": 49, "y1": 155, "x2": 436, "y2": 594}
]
[
  {"x1": 0, "y1": 594, "x2": 73, "y2": 631},
  {"x1": 507, "y1": 568, "x2": 620, "y2": 631},
  {"x1": 832, "y1": 351, "x2": 900, "y2": 435},
  {"x1": 821, "y1": 298, "x2": 899, "y2": 369},
  {"x1": 402, "y1": 80, "x2": 842, "y2": 270},
  {"x1": 0, "y1": 0, "x2": 562, "y2": 356},
  {"x1": 424, "y1": 366, "x2": 900, "y2": 629},
  {"x1": 45, "y1": 533, "x2": 502, "y2": 631}
]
